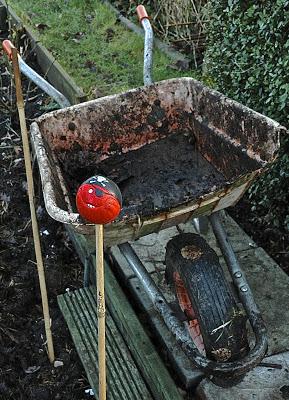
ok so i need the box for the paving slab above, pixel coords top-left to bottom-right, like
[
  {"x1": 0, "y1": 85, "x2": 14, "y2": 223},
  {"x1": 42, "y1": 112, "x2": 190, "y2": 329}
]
[
  {"x1": 196, "y1": 352, "x2": 289, "y2": 400},
  {"x1": 178, "y1": 213, "x2": 257, "y2": 256},
  {"x1": 132, "y1": 226, "x2": 179, "y2": 273},
  {"x1": 124, "y1": 213, "x2": 257, "y2": 276},
  {"x1": 220, "y1": 247, "x2": 289, "y2": 356}
]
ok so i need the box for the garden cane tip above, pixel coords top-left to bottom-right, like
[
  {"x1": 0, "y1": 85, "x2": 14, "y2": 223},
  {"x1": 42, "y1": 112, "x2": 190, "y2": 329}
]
[
  {"x1": 2, "y1": 40, "x2": 15, "y2": 60},
  {"x1": 136, "y1": 5, "x2": 149, "y2": 22}
]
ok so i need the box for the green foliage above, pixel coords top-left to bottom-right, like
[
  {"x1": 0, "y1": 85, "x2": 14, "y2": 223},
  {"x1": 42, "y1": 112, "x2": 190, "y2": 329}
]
[{"x1": 205, "y1": 0, "x2": 289, "y2": 232}]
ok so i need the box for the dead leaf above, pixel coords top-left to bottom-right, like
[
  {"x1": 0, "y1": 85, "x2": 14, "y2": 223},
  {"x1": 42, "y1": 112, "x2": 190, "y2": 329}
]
[
  {"x1": 35, "y1": 23, "x2": 50, "y2": 31},
  {"x1": 0, "y1": 193, "x2": 10, "y2": 203},
  {"x1": 54, "y1": 360, "x2": 64, "y2": 368},
  {"x1": 25, "y1": 366, "x2": 41, "y2": 374},
  {"x1": 86, "y1": 14, "x2": 94, "y2": 23},
  {"x1": 14, "y1": 146, "x2": 22, "y2": 155},
  {"x1": 168, "y1": 59, "x2": 190, "y2": 71},
  {"x1": 72, "y1": 31, "x2": 85, "y2": 43},
  {"x1": 84, "y1": 60, "x2": 96, "y2": 72}
]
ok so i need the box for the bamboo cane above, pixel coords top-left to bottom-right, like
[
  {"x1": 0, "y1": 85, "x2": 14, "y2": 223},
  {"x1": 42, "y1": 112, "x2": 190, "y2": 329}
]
[
  {"x1": 76, "y1": 176, "x2": 122, "y2": 400},
  {"x1": 10, "y1": 46, "x2": 55, "y2": 363},
  {"x1": 95, "y1": 224, "x2": 106, "y2": 400}
]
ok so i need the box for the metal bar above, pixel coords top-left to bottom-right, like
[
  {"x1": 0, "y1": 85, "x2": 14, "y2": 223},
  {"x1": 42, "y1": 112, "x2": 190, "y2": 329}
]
[
  {"x1": 140, "y1": 18, "x2": 153, "y2": 86},
  {"x1": 209, "y1": 211, "x2": 268, "y2": 360},
  {"x1": 209, "y1": 212, "x2": 268, "y2": 319},
  {"x1": 19, "y1": 56, "x2": 71, "y2": 108},
  {"x1": 193, "y1": 216, "x2": 209, "y2": 235},
  {"x1": 118, "y1": 241, "x2": 268, "y2": 380},
  {"x1": 118, "y1": 242, "x2": 195, "y2": 347}
]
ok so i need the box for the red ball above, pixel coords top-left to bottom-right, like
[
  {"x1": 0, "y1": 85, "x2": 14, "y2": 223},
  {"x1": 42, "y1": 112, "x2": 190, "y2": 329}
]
[{"x1": 76, "y1": 176, "x2": 122, "y2": 225}]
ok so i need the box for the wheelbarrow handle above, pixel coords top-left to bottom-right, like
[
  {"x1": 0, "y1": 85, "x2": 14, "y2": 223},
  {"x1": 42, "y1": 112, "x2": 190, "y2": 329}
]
[
  {"x1": 136, "y1": 5, "x2": 149, "y2": 22},
  {"x1": 136, "y1": 4, "x2": 153, "y2": 86},
  {"x1": 2, "y1": 39, "x2": 16, "y2": 60},
  {"x1": 2, "y1": 39, "x2": 70, "y2": 108}
]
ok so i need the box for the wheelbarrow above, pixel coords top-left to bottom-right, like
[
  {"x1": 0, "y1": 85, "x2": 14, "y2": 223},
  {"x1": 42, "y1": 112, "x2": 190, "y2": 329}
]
[{"x1": 4, "y1": 5, "x2": 285, "y2": 387}]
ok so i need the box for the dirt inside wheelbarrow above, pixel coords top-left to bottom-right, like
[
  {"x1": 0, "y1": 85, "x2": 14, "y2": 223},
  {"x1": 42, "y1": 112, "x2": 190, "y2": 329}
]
[{"x1": 58, "y1": 132, "x2": 227, "y2": 218}]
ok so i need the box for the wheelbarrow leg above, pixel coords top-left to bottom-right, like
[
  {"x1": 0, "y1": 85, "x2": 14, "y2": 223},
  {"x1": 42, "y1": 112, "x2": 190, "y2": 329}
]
[{"x1": 193, "y1": 217, "x2": 209, "y2": 235}]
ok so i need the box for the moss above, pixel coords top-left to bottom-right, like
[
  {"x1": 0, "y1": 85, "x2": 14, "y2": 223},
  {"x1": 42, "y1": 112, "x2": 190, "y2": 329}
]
[{"x1": 8, "y1": 0, "x2": 197, "y2": 97}]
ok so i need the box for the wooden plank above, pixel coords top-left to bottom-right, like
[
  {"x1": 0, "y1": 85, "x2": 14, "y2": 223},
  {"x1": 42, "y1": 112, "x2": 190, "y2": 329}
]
[
  {"x1": 0, "y1": 1, "x2": 86, "y2": 105},
  {"x1": 66, "y1": 225, "x2": 184, "y2": 400},
  {"x1": 105, "y1": 263, "x2": 184, "y2": 400},
  {"x1": 58, "y1": 288, "x2": 152, "y2": 400}
]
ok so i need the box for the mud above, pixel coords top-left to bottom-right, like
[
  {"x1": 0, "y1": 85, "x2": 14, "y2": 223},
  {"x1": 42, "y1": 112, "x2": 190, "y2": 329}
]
[{"x1": 58, "y1": 132, "x2": 227, "y2": 218}]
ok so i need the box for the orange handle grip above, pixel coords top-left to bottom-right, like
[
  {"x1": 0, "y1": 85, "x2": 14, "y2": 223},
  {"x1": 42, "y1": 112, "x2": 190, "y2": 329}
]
[
  {"x1": 2, "y1": 40, "x2": 16, "y2": 60},
  {"x1": 136, "y1": 5, "x2": 149, "y2": 22}
]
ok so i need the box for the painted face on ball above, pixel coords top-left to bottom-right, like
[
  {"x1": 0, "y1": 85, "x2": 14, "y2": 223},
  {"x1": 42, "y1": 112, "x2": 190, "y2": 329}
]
[{"x1": 76, "y1": 176, "x2": 122, "y2": 224}]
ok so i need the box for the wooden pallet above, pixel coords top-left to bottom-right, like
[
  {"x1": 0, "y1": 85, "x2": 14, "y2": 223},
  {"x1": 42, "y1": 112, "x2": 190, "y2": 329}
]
[
  {"x1": 59, "y1": 226, "x2": 183, "y2": 400},
  {"x1": 58, "y1": 287, "x2": 152, "y2": 399}
]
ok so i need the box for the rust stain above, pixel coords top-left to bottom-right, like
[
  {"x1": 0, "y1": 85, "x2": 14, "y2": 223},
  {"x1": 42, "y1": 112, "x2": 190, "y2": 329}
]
[{"x1": 32, "y1": 77, "x2": 284, "y2": 245}]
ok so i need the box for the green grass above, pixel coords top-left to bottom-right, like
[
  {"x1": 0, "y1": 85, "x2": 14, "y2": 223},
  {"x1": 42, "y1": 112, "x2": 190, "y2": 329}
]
[{"x1": 8, "y1": 0, "x2": 197, "y2": 97}]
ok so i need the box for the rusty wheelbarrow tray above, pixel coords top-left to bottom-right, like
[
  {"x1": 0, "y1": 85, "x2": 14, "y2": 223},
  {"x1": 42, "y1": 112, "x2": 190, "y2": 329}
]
[{"x1": 31, "y1": 76, "x2": 282, "y2": 247}]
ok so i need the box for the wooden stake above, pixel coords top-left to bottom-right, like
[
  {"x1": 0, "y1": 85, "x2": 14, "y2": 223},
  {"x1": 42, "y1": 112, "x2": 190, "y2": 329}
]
[
  {"x1": 11, "y1": 47, "x2": 55, "y2": 363},
  {"x1": 95, "y1": 224, "x2": 106, "y2": 400}
]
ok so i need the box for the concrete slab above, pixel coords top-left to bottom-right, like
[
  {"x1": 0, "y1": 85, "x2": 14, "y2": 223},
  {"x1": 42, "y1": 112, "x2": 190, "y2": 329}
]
[
  {"x1": 222, "y1": 247, "x2": 289, "y2": 356},
  {"x1": 125, "y1": 213, "x2": 257, "y2": 275},
  {"x1": 178, "y1": 213, "x2": 257, "y2": 256},
  {"x1": 196, "y1": 352, "x2": 289, "y2": 400},
  {"x1": 132, "y1": 226, "x2": 179, "y2": 273}
]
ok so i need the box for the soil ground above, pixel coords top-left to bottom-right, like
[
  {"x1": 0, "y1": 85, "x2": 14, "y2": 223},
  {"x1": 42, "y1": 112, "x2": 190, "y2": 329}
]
[{"x1": 0, "y1": 53, "x2": 91, "y2": 399}]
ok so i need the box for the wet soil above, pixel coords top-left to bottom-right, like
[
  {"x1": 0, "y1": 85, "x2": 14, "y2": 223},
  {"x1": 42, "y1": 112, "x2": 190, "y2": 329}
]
[
  {"x1": 0, "y1": 52, "x2": 90, "y2": 399},
  {"x1": 59, "y1": 132, "x2": 226, "y2": 218}
]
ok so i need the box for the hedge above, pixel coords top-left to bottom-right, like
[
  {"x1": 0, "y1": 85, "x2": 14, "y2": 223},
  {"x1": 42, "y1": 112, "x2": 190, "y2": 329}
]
[{"x1": 204, "y1": 0, "x2": 289, "y2": 231}]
